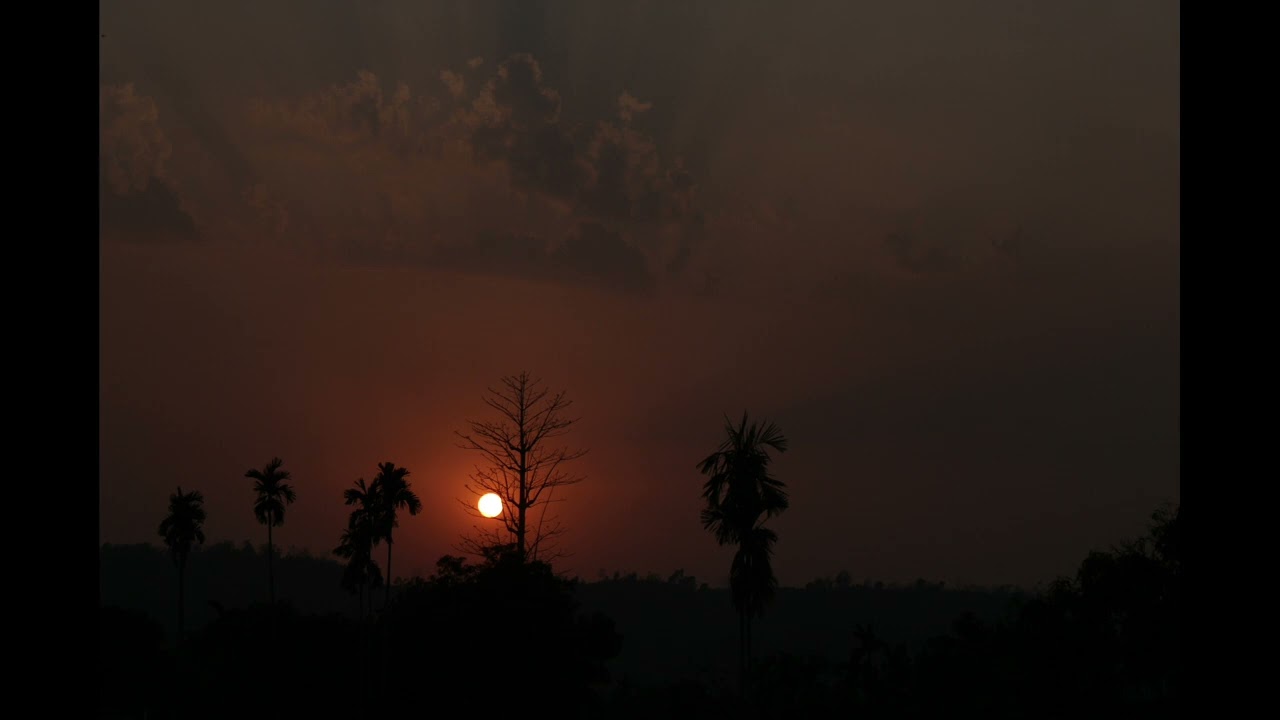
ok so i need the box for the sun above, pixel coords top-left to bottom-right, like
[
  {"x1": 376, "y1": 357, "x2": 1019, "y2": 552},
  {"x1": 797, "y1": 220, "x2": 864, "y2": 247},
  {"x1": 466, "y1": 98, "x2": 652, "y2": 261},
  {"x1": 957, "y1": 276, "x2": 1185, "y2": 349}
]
[{"x1": 478, "y1": 492, "x2": 503, "y2": 518}]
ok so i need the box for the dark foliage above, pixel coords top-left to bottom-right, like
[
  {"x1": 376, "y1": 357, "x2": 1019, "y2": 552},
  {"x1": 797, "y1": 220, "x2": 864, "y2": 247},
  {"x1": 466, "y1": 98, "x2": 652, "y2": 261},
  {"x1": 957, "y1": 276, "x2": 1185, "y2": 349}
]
[
  {"x1": 381, "y1": 545, "x2": 622, "y2": 715},
  {"x1": 591, "y1": 504, "x2": 1181, "y2": 718},
  {"x1": 100, "y1": 506, "x2": 1177, "y2": 717}
]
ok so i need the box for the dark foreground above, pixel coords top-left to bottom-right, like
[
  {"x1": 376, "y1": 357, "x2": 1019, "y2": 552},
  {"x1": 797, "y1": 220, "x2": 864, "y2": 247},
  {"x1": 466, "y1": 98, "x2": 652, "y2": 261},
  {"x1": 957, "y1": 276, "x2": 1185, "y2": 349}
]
[{"x1": 102, "y1": 508, "x2": 1178, "y2": 719}]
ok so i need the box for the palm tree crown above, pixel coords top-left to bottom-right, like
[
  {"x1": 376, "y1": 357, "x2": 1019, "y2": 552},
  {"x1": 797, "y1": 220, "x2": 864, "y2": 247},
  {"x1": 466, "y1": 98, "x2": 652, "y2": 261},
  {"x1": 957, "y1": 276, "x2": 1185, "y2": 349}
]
[
  {"x1": 373, "y1": 461, "x2": 421, "y2": 537},
  {"x1": 371, "y1": 461, "x2": 420, "y2": 608},
  {"x1": 158, "y1": 486, "x2": 206, "y2": 645},
  {"x1": 158, "y1": 486, "x2": 207, "y2": 563},
  {"x1": 698, "y1": 412, "x2": 789, "y2": 547},
  {"x1": 246, "y1": 456, "x2": 295, "y2": 606},
  {"x1": 336, "y1": 478, "x2": 384, "y2": 606},
  {"x1": 697, "y1": 411, "x2": 789, "y2": 694},
  {"x1": 334, "y1": 522, "x2": 384, "y2": 604},
  {"x1": 248, "y1": 457, "x2": 296, "y2": 528}
]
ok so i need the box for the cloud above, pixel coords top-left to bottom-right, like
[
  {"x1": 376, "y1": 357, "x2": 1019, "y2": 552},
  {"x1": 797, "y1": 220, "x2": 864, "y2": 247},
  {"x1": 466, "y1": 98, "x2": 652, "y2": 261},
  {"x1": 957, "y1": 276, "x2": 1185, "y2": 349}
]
[
  {"x1": 244, "y1": 183, "x2": 291, "y2": 237},
  {"x1": 581, "y1": 120, "x2": 695, "y2": 227},
  {"x1": 884, "y1": 231, "x2": 961, "y2": 274},
  {"x1": 246, "y1": 71, "x2": 436, "y2": 148},
  {"x1": 464, "y1": 56, "x2": 586, "y2": 205},
  {"x1": 433, "y1": 230, "x2": 549, "y2": 278},
  {"x1": 554, "y1": 221, "x2": 654, "y2": 292},
  {"x1": 232, "y1": 54, "x2": 702, "y2": 291},
  {"x1": 439, "y1": 69, "x2": 466, "y2": 100},
  {"x1": 99, "y1": 84, "x2": 198, "y2": 241},
  {"x1": 432, "y1": 220, "x2": 653, "y2": 294},
  {"x1": 100, "y1": 84, "x2": 172, "y2": 196},
  {"x1": 991, "y1": 226, "x2": 1031, "y2": 263},
  {"x1": 99, "y1": 175, "x2": 199, "y2": 242},
  {"x1": 617, "y1": 92, "x2": 652, "y2": 124},
  {"x1": 462, "y1": 56, "x2": 699, "y2": 238}
]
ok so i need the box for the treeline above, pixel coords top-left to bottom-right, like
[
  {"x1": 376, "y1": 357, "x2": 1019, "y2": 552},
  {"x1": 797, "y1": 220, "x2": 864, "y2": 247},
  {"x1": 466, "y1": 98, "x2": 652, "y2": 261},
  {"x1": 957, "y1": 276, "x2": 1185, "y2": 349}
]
[
  {"x1": 100, "y1": 539, "x2": 1018, "y2": 675},
  {"x1": 606, "y1": 503, "x2": 1181, "y2": 718},
  {"x1": 100, "y1": 503, "x2": 1178, "y2": 718},
  {"x1": 101, "y1": 547, "x2": 620, "y2": 720},
  {"x1": 147, "y1": 374, "x2": 588, "y2": 644}
]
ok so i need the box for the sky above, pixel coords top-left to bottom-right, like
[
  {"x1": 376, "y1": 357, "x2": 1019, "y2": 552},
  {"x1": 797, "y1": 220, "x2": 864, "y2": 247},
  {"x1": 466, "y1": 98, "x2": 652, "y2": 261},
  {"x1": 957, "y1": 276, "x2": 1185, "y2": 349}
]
[{"x1": 99, "y1": 0, "x2": 1179, "y2": 589}]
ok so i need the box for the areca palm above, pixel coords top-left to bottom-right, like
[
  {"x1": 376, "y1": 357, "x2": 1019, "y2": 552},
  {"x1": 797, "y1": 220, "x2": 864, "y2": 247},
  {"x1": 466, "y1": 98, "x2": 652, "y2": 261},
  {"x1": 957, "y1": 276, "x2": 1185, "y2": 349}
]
[
  {"x1": 337, "y1": 478, "x2": 383, "y2": 619},
  {"x1": 246, "y1": 457, "x2": 296, "y2": 605},
  {"x1": 730, "y1": 526, "x2": 779, "y2": 676},
  {"x1": 157, "y1": 486, "x2": 206, "y2": 644},
  {"x1": 698, "y1": 412, "x2": 789, "y2": 692},
  {"x1": 371, "y1": 461, "x2": 421, "y2": 608},
  {"x1": 335, "y1": 526, "x2": 383, "y2": 618},
  {"x1": 337, "y1": 477, "x2": 385, "y2": 720}
]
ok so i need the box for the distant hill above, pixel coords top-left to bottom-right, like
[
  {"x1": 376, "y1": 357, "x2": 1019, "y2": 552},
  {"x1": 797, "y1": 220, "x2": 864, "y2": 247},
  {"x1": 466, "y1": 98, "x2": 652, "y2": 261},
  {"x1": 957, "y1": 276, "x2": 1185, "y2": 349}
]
[
  {"x1": 99, "y1": 542, "x2": 353, "y2": 633},
  {"x1": 101, "y1": 543, "x2": 1022, "y2": 687},
  {"x1": 574, "y1": 572, "x2": 1022, "y2": 686}
]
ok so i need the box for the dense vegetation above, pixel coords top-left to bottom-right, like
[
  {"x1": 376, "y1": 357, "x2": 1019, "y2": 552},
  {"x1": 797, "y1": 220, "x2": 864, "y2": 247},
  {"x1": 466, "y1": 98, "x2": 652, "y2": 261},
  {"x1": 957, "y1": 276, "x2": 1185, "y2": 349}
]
[{"x1": 101, "y1": 503, "x2": 1177, "y2": 717}]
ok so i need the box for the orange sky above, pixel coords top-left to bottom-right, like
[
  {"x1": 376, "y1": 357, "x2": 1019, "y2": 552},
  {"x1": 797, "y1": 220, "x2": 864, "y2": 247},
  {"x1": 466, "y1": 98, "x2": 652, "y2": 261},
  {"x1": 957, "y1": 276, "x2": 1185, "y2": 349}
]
[{"x1": 99, "y1": 0, "x2": 1179, "y2": 588}]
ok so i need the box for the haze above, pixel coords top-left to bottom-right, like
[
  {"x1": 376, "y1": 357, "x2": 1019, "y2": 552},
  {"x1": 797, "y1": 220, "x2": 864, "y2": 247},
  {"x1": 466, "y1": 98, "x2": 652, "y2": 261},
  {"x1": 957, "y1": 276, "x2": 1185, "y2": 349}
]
[{"x1": 99, "y1": 0, "x2": 1179, "y2": 588}]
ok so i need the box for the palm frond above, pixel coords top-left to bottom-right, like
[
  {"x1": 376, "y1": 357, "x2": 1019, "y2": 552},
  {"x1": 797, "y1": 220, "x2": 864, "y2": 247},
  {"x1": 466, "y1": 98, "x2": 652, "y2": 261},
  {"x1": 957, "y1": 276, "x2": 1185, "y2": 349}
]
[
  {"x1": 158, "y1": 486, "x2": 207, "y2": 564},
  {"x1": 248, "y1": 457, "x2": 297, "y2": 527}
]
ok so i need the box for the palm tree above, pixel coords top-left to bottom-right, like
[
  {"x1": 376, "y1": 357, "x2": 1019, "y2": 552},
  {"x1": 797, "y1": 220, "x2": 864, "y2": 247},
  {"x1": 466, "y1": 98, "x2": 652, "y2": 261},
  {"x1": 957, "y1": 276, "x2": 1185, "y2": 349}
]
[
  {"x1": 157, "y1": 486, "x2": 206, "y2": 644},
  {"x1": 698, "y1": 411, "x2": 789, "y2": 692},
  {"x1": 371, "y1": 461, "x2": 421, "y2": 608},
  {"x1": 335, "y1": 526, "x2": 383, "y2": 618},
  {"x1": 730, "y1": 526, "x2": 779, "y2": 677},
  {"x1": 337, "y1": 478, "x2": 383, "y2": 619},
  {"x1": 246, "y1": 457, "x2": 296, "y2": 605},
  {"x1": 337, "y1": 478, "x2": 385, "y2": 720}
]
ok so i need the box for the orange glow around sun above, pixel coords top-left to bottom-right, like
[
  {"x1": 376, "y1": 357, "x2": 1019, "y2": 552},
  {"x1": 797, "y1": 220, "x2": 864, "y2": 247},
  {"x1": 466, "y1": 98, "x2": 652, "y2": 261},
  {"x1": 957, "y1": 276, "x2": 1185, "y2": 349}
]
[{"x1": 478, "y1": 492, "x2": 503, "y2": 518}]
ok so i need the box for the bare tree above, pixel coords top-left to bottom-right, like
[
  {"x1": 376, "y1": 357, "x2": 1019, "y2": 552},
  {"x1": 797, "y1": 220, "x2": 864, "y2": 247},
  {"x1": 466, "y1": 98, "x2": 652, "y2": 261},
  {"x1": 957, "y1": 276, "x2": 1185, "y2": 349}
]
[{"x1": 456, "y1": 372, "x2": 586, "y2": 561}]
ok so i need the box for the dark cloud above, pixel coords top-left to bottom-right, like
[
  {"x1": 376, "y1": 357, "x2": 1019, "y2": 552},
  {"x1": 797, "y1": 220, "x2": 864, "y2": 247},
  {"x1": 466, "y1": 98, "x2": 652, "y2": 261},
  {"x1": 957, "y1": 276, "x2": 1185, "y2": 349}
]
[
  {"x1": 617, "y1": 92, "x2": 652, "y2": 124},
  {"x1": 100, "y1": 84, "x2": 172, "y2": 196},
  {"x1": 439, "y1": 69, "x2": 467, "y2": 99},
  {"x1": 233, "y1": 54, "x2": 700, "y2": 291},
  {"x1": 100, "y1": 175, "x2": 199, "y2": 242},
  {"x1": 465, "y1": 56, "x2": 698, "y2": 234},
  {"x1": 884, "y1": 231, "x2": 961, "y2": 274},
  {"x1": 991, "y1": 227, "x2": 1030, "y2": 262},
  {"x1": 466, "y1": 56, "x2": 587, "y2": 204},
  {"x1": 98, "y1": 1, "x2": 1178, "y2": 587},
  {"x1": 554, "y1": 221, "x2": 654, "y2": 292},
  {"x1": 433, "y1": 221, "x2": 653, "y2": 294},
  {"x1": 434, "y1": 231, "x2": 549, "y2": 277},
  {"x1": 100, "y1": 84, "x2": 199, "y2": 242}
]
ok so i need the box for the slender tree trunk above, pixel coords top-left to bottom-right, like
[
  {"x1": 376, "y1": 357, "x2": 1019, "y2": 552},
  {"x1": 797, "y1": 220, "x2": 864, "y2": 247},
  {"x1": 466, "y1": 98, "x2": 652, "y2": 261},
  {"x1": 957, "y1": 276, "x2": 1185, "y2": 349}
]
[
  {"x1": 517, "y1": 484, "x2": 527, "y2": 559},
  {"x1": 177, "y1": 554, "x2": 186, "y2": 645},
  {"x1": 385, "y1": 531, "x2": 393, "y2": 609},
  {"x1": 517, "y1": 386, "x2": 527, "y2": 560},
  {"x1": 267, "y1": 523, "x2": 275, "y2": 606},
  {"x1": 739, "y1": 609, "x2": 747, "y2": 699},
  {"x1": 517, "y1": 455, "x2": 527, "y2": 559},
  {"x1": 358, "y1": 579, "x2": 367, "y2": 720}
]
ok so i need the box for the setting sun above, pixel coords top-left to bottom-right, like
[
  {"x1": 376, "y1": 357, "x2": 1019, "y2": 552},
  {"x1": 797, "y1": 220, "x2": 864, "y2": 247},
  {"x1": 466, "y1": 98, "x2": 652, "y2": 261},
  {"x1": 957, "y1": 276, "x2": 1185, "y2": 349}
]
[{"x1": 478, "y1": 492, "x2": 503, "y2": 518}]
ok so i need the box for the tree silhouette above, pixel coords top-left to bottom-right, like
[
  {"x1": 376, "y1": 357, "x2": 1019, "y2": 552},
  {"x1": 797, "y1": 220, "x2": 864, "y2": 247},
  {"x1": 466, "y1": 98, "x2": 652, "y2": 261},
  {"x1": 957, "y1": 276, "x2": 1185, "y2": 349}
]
[
  {"x1": 698, "y1": 411, "x2": 790, "y2": 693},
  {"x1": 335, "y1": 478, "x2": 385, "y2": 720},
  {"x1": 157, "y1": 486, "x2": 206, "y2": 644},
  {"x1": 456, "y1": 371, "x2": 586, "y2": 561},
  {"x1": 731, "y1": 525, "x2": 779, "y2": 676},
  {"x1": 246, "y1": 457, "x2": 296, "y2": 605},
  {"x1": 371, "y1": 461, "x2": 420, "y2": 608},
  {"x1": 336, "y1": 478, "x2": 383, "y2": 619}
]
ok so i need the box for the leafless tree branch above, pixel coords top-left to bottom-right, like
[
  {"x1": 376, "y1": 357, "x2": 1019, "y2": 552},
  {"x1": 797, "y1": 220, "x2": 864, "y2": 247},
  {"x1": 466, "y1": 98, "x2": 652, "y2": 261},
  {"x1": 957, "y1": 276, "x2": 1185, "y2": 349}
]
[{"x1": 455, "y1": 371, "x2": 587, "y2": 562}]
